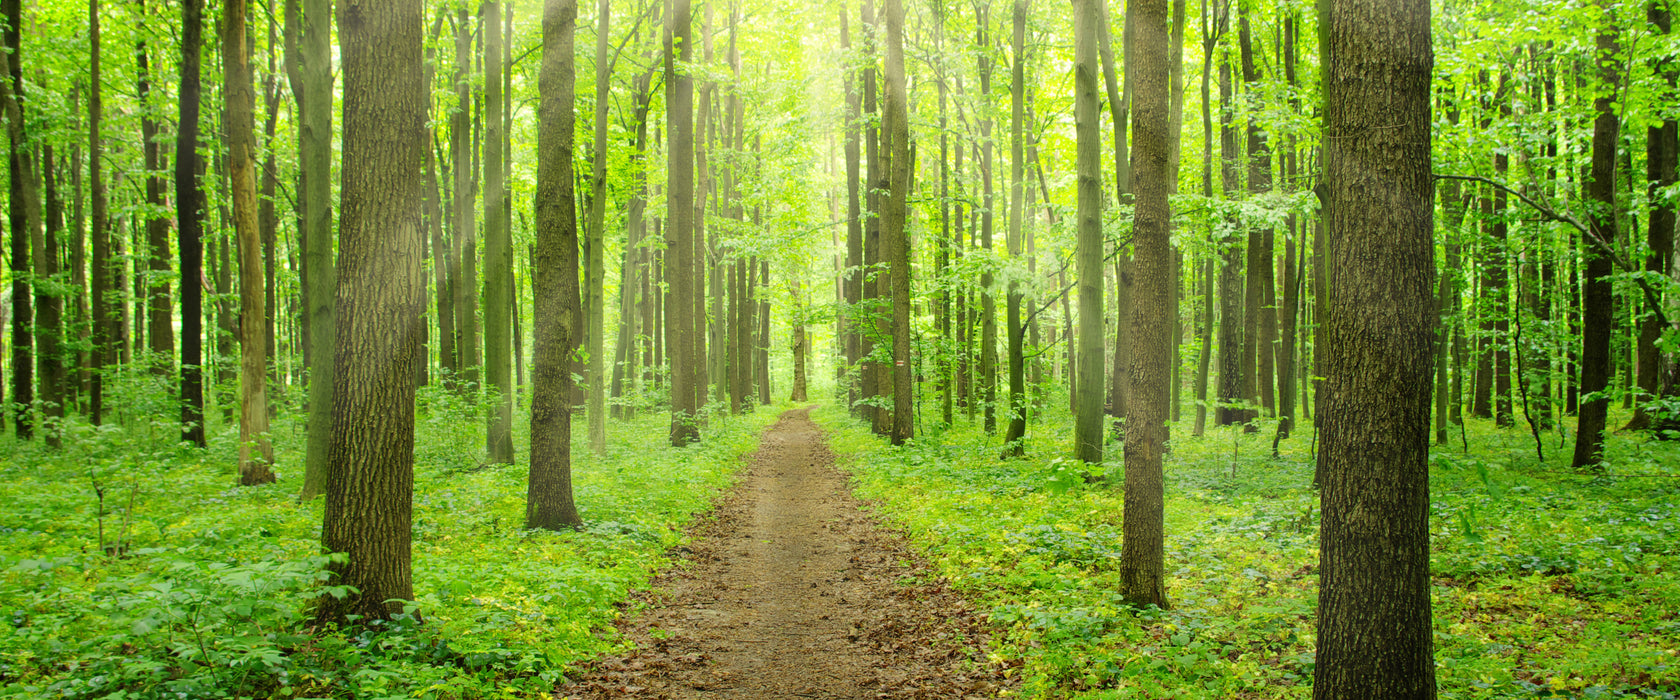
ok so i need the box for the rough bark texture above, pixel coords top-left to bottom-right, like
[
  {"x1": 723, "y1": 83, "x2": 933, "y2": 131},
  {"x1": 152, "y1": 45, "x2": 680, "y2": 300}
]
[
  {"x1": 529, "y1": 0, "x2": 584, "y2": 530},
  {"x1": 1073, "y1": 0, "x2": 1105, "y2": 464},
  {"x1": 1634, "y1": 1, "x2": 1676, "y2": 430},
  {"x1": 1002, "y1": 0, "x2": 1028, "y2": 456},
  {"x1": 137, "y1": 11, "x2": 173, "y2": 373},
  {"x1": 1214, "y1": 53, "x2": 1247, "y2": 427},
  {"x1": 1572, "y1": 18, "x2": 1620, "y2": 471},
  {"x1": 1121, "y1": 0, "x2": 1172, "y2": 610},
  {"x1": 225, "y1": 0, "x2": 276, "y2": 485},
  {"x1": 1313, "y1": 0, "x2": 1438, "y2": 692},
  {"x1": 318, "y1": 0, "x2": 427, "y2": 626},
  {"x1": 178, "y1": 0, "x2": 206, "y2": 447}
]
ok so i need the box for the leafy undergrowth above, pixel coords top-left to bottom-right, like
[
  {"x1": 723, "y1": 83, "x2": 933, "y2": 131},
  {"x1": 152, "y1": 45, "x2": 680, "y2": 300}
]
[
  {"x1": 815, "y1": 401, "x2": 1680, "y2": 699},
  {"x1": 0, "y1": 382, "x2": 783, "y2": 699}
]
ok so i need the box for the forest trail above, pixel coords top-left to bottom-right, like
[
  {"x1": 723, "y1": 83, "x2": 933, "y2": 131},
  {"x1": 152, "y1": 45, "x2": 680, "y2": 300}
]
[{"x1": 559, "y1": 408, "x2": 1013, "y2": 699}]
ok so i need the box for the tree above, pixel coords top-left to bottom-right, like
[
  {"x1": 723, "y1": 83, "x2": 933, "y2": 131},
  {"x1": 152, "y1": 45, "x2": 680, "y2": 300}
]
[
  {"x1": 584, "y1": 0, "x2": 611, "y2": 454},
  {"x1": 318, "y1": 0, "x2": 428, "y2": 626},
  {"x1": 87, "y1": 0, "x2": 111, "y2": 427},
  {"x1": 666, "y1": 0, "x2": 699, "y2": 446},
  {"x1": 485, "y1": 0, "x2": 515, "y2": 465},
  {"x1": 1571, "y1": 6, "x2": 1620, "y2": 471},
  {"x1": 1072, "y1": 0, "x2": 1104, "y2": 464},
  {"x1": 0, "y1": 0, "x2": 39, "y2": 440},
  {"x1": 527, "y1": 0, "x2": 584, "y2": 530},
  {"x1": 882, "y1": 0, "x2": 911, "y2": 446},
  {"x1": 290, "y1": 0, "x2": 333, "y2": 498},
  {"x1": 1313, "y1": 0, "x2": 1437, "y2": 691},
  {"x1": 137, "y1": 1, "x2": 173, "y2": 374},
  {"x1": 1120, "y1": 0, "x2": 1172, "y2": 611},
  {"x1": 1001, "y1": 0, "x2": 1029, "y2": 457},
  {"x1": 224, "y1": 0, "x2": 276, "y2": 485},
  {"x1": 178, "y1": 0, "x2": 207, "y2": 448}
]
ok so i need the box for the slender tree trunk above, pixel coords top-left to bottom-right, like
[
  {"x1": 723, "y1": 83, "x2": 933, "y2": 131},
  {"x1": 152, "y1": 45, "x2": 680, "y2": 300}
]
[
  {"x1": 976, "y1": 3, "x2": 997, "y2": 435},
  {"x1": 1632, "y1": 1, "x2": 1676, "y2": 430},
  {"x1": 86, "y1": 0, "x2": 111, "y2": 427},
  {"x1": 1121, "y1": 0, "x2": 1172, "y2": 610},
  {"x1": 452, "y1": 9, "x2": 480, "y2": 391},
  {"x1": 224, "y1": 0, "x2": 275, "y2": 484},
  {"x1": 1313, "y1": 0, "x2": 1437, "y2": 690},
  {"x1": 1238, "y1": 15, "x2": 1272, "y2": 417},
  {"x1": 37, "y1": 143, "x2": 63, "y2": 447},
  {"x1": 135, "y1": 6, "x2": 173, "y2": 375},
  {"x1": 841, "y1": 7, "x2": 863, "y2": 416},
  {"x1": 318, "y1": 0, "x2": 428, "y2": 626},
  {"x1": 665, "y1": 0, "x2": 699, "y2": 445},
  {"x1": 1002, "y1": 0, "x2": 1029, "y2": 455},
  {"x1": 1572, "y1": 13, "x2": 1621, "y2": 470},
  {"x1": 178, "y1": 0, "x2": 206, "y2": 446},
  {"x1": 883, "y1": 0, "x2": 913, "y2": 445},
  {"x1": 1215, "y1": 50, "x2": 1246, "y2": 427},
  {"x1": 580, "y1": 0, "x2": 611, "y2": 451},
  {"x1": 1073, "y1": 0, "x2": 1105, "y2": 464},
  {"x1": 1, "y1": 0, "x2": 37, "y2": 439},
  {"x1": 482, "y1": 0, "x2": 514, "y2": 463}
]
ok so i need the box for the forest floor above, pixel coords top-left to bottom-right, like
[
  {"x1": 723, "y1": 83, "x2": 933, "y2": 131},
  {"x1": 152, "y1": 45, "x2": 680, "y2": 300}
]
[{"x1": 558, "y1": 407, "x2": 1015, "y2": 699}]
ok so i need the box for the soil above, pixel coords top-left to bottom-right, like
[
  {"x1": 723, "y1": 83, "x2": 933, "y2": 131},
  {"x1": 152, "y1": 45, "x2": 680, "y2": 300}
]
[{"x1": 558, "y1": 407, "x2": 1016, "y2": 699}]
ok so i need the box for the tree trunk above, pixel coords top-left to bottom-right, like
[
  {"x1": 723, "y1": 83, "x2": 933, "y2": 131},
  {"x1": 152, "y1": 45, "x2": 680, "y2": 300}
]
[
  {"x1": 318, "y1": 0, "x2": 428, "y2": 626},
  {"x1": 290, "y1": 0, "x2": 332, "y2": 496},
  {"x1": 883, "y1": 0, "x2": 912, "y2": 446},
  {"x1": 483, "y1": 0, "x2": 514, "y2": 463},
  {"x1": 1121, "y1": 0, "x2": 1172, "y2": 610},
  {"x1": 1314, "y1": 0, "x2": 1438, "y2": 690},
  {"x1": 976, "y1": 4, "x2": 997, "y2": 436},
  {"x1": 136, "y1": 6, "x2": 173, "y2": 375},
  {"x1": 452, "y1": 9, "x2": 480, "y2": 391},
  {"x1": 224, "y1": 0, "x2": 275, "y2": 484},
  {"x1": 1632, "y1": 2, "x2": 1676, "y2": 430},
  {"x1": 1, "y1": 0, "x2": 37, "y2": 439},
  {"x1": 1215, "y1": 51, "x2": 1246, "y2": 428},
  {"x1": 86, "y1": 0, "x2": 110, "y2": 427},
  {"x1": 1073, "y1": 0, "x2": 1105, "y2": 464},
  {"x1": 1572, "y1": 14, "x2": 1620, "y2": 470},
  {"x1": 1002, "y1": 0, "x2": 1028, "y2": 456},
  {"x1": 665, "y1": 0, "x2": 699, "y2": 445},
  {"x1": 178, "y1": 0, "x2": 206, "y2": 446},
  {"x1": 38, "y1": 144, "x2": 63, "y2": 448}
]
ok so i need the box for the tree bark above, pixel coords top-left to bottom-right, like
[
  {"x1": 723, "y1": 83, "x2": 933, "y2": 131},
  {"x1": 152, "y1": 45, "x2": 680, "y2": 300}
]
[
  {"x1": 136, "y1": 5, "x2": 173, "y2": 375},
  {"x1": 1002, "y1": 0, "x2": 1029, "y2": 456},
  {"x1": 1632, "y1": 2, "x2": 1676, "y2": 431},
  {"x1": 87, "y1": 0, "x2": 111, "y2": 427},
  {"x1": 452, "y1": 9, "x2": 480, "y2": 391},
  {"x1": 178, "y1": 0, "x2": 206, "y2": 446},
  {"x1": 0, "y1": 0, "x2": 37, "y2": 439},
  {"x1": 1314, "y1": 0, "x2": 1438, "y2": 690},
  {"x1": 224, "y1": 0, "x2": 275, "y2": 484},
  {"x1": 665, "y1": 0, "x2": 699, "y2": 445},
  {"x1": 1572, "y1": 13, "x2": 1620, "y2": 471},
  {"x1": 290, "y1": 0, "x2": 332, "y2": 496},
  {"x1": 318, "y1": 0, "x2": 428, "y2": 626},
  {"x1": 883, "y1": 0, "x2": 912, "y2": 446},
  {"x1": 1073, "y1": 0, "x2": 1105, "y2": 464},
  {"x1": 1121, "y1": 0, "x2": 1172, "y2": 610}
]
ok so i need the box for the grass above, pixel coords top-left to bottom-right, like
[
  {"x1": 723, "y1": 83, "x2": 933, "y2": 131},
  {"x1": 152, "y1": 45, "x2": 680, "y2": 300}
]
[
  {"x1": 0, "y1": 377, "x2": 785, "y2": 699},
  {"x1": 814, "y1": 396, "x2": 1680, "y2": 699}
]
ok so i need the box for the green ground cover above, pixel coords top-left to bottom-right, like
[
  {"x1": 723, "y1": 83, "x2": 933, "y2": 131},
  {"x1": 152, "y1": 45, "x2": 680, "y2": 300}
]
[
  {"x1": 815, "y1": 402, "x2": 1680, "y2": 699},
  {"x1": 0, "y1": 384, "x2": 781, "y2": 699}
]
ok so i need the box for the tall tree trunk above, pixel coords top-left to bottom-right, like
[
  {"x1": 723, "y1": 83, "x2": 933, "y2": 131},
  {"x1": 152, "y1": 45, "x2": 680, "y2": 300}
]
[
  {"x1": 976, "y1": 3, "x2": 998, "y2": 435},
  {"x1": 1215, "y1": 50, "x2": 1246, "y2": 427},
  {"x1": 484, "y1": 0, "x2": 515, "y2": 464},
  {"x1": 583, "y1": 0, "x2": 610, "y2": 453},
  {"x1": 136, "y1": 4, "x2": 173, "y2": 375},
  {"x1": 1121, "y1": 0, "x2": 1172, "y2": 610},
  {"x1": 1194, "y1": 0, "x2": 1228, "y2": 437},
  {"x1": 178, "y1": 0, "x2": 206, "y2": 446},
  {"x1": 37, "y1": 143, "x2": 63, "y2": 448},
  {"x1": 883, "y1": 0, "x2": 912, "y2": 445},
  {"x1": 1002, "y1": 0, "x2": 1029, "y2": 456},
  {"x1": 87, "y1": 0, "x2": 110, "y2": 427},
  {"x1": 1572, "y1": 12, "x2": 1621, "y2": 471},
  {"x1": 1, "y1": 0, "x2": 37, "y2": 439},
  {"x1": 1632, "y1": 1, "x2": 1676, "y2": 430},
  {"x1": 292, "y1": 0, "x2": 333, "y2": 497},
  {"x1": 224, "y1": 0, "x2": 275, "y2": 484},
  {"x1": 841, "y1": 7, "x2": 863, "y2": 416},
  {"x1": 452, "y1": 9, "x2": 480, "y2": 391},
  {"x1": 318, "y1": 0, "x2": 428, "y2": 626},
  {"x1": 1314, "y1": 0, "x2": 1437, "y2": 690},
  {"x1": 529, "y1": 0, "x2": 584, "y2": 529},
  {"x1": 1073, "y1": 0, "x2": 1105, "y2": 464},
  {"x1": 1238, "y1": 14, "x2": 1272, "y2": 417},
  {"x1": 665, "y1": 0, "x2": 699, "y2": 445}
]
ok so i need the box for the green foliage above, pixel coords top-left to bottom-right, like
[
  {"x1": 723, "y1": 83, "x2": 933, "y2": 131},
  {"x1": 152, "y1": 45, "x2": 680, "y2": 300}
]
[
  {"x1": 0, "y1": 384, "x2": 783, "y2": 699},
  {"x1": 816, "y1": 402, "x2": 1680, "y2": 698}
]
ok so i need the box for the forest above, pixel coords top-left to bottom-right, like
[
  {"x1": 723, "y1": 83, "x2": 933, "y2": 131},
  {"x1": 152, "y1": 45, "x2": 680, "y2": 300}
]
[{"x1": 0, "y1": 0, "x2": 1676, "y2": 696}]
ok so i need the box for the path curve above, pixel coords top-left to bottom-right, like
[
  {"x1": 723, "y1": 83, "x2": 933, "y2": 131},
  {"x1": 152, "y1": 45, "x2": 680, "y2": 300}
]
[{"x1": 560, "y1": 407, "x2": 1014, "y2": 699}]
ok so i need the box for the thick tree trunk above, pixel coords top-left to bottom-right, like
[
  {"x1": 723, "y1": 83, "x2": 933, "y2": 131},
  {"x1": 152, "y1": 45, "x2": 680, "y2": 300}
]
[
  {"x1": 318, "y1": 0, "x2": 428, "y2": 626},
  {"x1": 883, "y1": 0, "x2": 912, "y2": 446},
  {"x1": 1073, "y1": 0, "x2": 1105, "y2": 464},
  {"x1": 1313, "y1": 0, "x2": 1437, "y2": 691},
  {"x1": 38, "y1": 145, "x2": 63, "y2": 448},
  {"x1": 1121, "y1": 0, "x2": 1172, "y2": 610},
  {"x1": 1215, "y1": 53, "x2": 1247, "y2": 428},
  {"x1": 1632, "y1": 2, "x2": 1676, "y2": 430},
  {"x1": 224, "y1": 0, "x2": 275, "y2": 484}
]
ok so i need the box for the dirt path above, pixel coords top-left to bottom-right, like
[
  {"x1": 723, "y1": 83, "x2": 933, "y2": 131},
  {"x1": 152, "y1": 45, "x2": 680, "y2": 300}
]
[{"x1": 559, "y1": 408, "x2": 1014, "y2": 699}]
